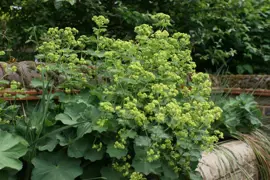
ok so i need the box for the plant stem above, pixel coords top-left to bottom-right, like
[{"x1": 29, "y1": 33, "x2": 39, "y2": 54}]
[{"x1": 23, "y1": 162, "x2": 32, "y2": 180}]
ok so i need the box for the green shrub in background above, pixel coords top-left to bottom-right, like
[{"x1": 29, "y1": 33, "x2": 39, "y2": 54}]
[
  {"x1": 116, "y1": 0, "x2": 270, "y2": 73},
  {"x1": 1, "y1": 0, "x2": 269, "y2": 73},
  {"x1": 0, "y1": 14, "x2": 223, "y2": 180}
]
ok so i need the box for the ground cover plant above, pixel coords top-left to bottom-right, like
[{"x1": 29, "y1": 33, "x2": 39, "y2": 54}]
[
  {"x1": 212, "y1": 93, "x2": 262, "y2": 136},
  {"x1": 0, "y1": 14, "x2": 225, "y2": 180}
]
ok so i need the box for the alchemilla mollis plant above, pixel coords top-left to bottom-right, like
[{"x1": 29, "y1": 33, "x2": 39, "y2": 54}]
[
  {"x1": 86, "y1": 14, "x2": 223, "y2": 179},
  {"x1": 0, "y1": 14, "x2": 223, "y2": 180}
]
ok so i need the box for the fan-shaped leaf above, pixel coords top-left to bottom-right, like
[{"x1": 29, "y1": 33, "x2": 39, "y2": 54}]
[
  {"x1": 31, "y1": 151, "x2": 82, "y2": 180},
  {"x1": 0, "y1": 130, "x2": 28, "y2": 171}
]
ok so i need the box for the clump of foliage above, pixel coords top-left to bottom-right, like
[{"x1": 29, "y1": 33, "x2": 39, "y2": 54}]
[
  {"x1": 213, "y1": 93, "x2": 262, "y2": 136},
  {"x1": 0, "y1": 14, "x2": 223, "y2": 180}
]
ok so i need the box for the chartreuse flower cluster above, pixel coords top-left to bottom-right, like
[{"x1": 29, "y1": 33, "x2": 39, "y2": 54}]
[
  {"x1": 35, "y1": 26, "x2": 94, "y2": 90},
  {"x1": 87, "y1": 14, "x2": 223, "y2": 179}
]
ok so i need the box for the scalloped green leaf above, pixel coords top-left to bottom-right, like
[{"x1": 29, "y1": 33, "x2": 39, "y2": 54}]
[
  {"x1": 135, "y1": 136, "x2": 151, "y2": 147},
  {"x1": 0, "y1": 130, "x2": 28, "y2": 171},
  {"x1": 31, "y1": 151, "x2": 82, "y2": 180},
  {"x1": 161, "y1": 163, "x2": 179, "y2": 180},
  {"x1": 37, "y1": 135, "x2": 58, "y2": 152},
  {"x1": 55, "y1": 103, "x2": 87, "y2": 125},
  {"x1": 68, "y1": 135, "x2": 105, "y2": 161},
  {"x1": 132, "y1": 159, "x2": 161, "y2": 175},
  {"x1": 106, "y1": 142, "x2": 127, "y2": 159},
  {"x1": 67, "y1": 137, "x2": 88, "y2": 158},
  {"x1": 101, "y1": 167, "x2": 123, "y2": 180},
  {"x1": 84, "y1": 147, "x2": 105, "y2": 161}
]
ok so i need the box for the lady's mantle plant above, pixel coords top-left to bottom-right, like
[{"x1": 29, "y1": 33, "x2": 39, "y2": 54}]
[
  {"x1": 53, "y1": 14, "x2": 223, "y2": 180},
  {"x1": 0, "y1": 14, "x2": 222, "y2": 180}
]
